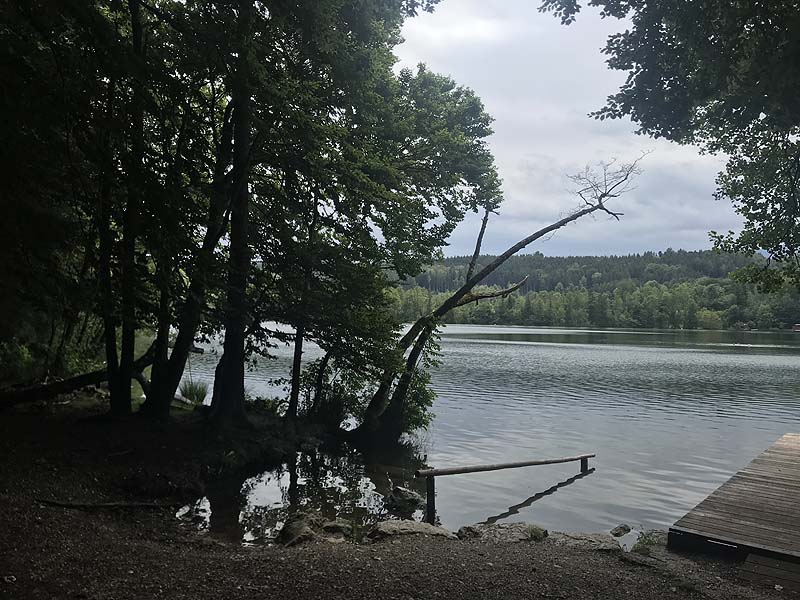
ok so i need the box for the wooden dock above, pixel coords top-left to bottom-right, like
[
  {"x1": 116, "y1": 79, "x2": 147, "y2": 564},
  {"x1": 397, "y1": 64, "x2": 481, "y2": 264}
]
[{"x1": 668, "y1": 433, "x2": 800, "y2": 588}]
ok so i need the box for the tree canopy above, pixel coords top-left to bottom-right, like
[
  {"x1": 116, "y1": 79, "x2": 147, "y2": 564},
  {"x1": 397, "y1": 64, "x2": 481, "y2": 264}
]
[{"x1": 0, "y1": 0, "x2": 502, "y2": 431}]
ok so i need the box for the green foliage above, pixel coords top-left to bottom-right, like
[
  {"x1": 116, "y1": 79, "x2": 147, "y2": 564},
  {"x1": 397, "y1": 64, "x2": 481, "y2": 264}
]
[
  {"x1": 2, "y1": 0, "x2": 500, "y2": 427},
  {"x1": 393, "y1": 251, "x2": 800, "y2": 330},
  {"x1": 179, "y1": 380, "x2": 209, "y2": 405},
  {"x1": 0, "y1": 342, "x2": 36, "y2": 387},
  {"x1": 540, "y1": 0, "x2": 800, "y2": 290},
  {"x1": 247, "y1": 396, "x2": 285, "y2": 418},
  {"x1": 402, "y1": 332, "x2": 441, "y2": 432}
]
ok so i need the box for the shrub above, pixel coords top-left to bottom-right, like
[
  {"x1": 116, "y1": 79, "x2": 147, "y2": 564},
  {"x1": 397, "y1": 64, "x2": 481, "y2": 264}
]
[{"x1": 179, "y1": 379, "x2": 209, "y2": 404}]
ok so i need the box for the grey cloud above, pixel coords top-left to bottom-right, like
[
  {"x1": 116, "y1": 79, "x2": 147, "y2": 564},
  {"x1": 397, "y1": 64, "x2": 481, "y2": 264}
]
[{"x1": 397, "y1": 0, "x2": 743, "y2": 256}]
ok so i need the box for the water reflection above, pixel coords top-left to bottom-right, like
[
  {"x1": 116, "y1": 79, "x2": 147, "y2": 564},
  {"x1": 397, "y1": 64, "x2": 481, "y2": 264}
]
[
  {"x1": 178, "y1": 446, "x2": 427, "y2": 544},
  {"x1": 483, "y1": 468, "x2": 596, "y2": 525},
  {"x1": 179, "y1": 325, "x2": 800, "y2": 541}
]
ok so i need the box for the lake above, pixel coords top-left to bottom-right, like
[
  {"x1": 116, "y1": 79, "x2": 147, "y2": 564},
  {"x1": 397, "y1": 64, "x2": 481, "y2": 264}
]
[{"x1": 177, "y1": 325, "x2": 800, "y2": 543}]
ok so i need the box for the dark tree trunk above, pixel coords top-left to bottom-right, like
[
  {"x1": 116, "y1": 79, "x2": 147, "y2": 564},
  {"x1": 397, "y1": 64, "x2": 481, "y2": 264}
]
[
  {"x1": 139, "y1": 101, "x2": 235, "y2": 420},
  {"x1": 286, "y1": 323, "x2": 305, "y2": 420},
  {"x1": 307, "y1": 351, "x2": 331, "y2": 418},
  {"x1": 146, "y1": 253, "x2": 172, "y2": 414},
  {"x1": 114, "y1": 0, "x2": 145, "y2": 416},
  {"x1": 375, "y1": 324, "x2": 433, "y2": 438},
  {"x1": 98, "y1": 78, "x2": 121, "y2": 411},
  {"x1": 209, "y1": 0, "x2": 253, "y2": 428}
]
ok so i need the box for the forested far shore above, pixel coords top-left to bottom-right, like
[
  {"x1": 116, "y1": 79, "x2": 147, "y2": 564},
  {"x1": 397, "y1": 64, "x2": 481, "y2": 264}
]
[{"x1": 392, "y1": 250, "x2": 800, "y2": 330}]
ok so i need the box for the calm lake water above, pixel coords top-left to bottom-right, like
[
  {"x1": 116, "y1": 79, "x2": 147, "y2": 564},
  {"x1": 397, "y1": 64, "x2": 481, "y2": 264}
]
[{"x1": 178, "y1": 325, "x2": 800, "y2": 543}]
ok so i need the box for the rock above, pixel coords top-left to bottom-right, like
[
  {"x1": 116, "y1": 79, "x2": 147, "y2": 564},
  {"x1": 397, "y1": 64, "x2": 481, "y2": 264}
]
[
  {"x1": 549, "y1": 532, "x2": 621, "y2": 552},
  {"x1": 276, "y1": 513, "x2": 354, "y2": 545},
  {"x1": 610, "y1": 523, "x2": 632, "y2": 537},
  {"x1": 367, "y1": 520, "x2": 456, "y2": 541},
  {"x1": 276, "y1": 512, "x2": 326, "y2": 546},
  {"x1": 322, "y1": 520, "x2": 353, "y2": 537},
  {"x1": 384, "y1": 486, "x2": 425, "y2": 515},
  {"x1": 457, "y1": 522, "x2": 548, "y2": 544}
]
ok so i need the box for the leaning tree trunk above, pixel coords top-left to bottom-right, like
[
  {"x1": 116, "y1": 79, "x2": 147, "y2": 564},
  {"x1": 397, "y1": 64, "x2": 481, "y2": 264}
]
[
  {"x1": 372, "y1": 322, "x2": 434, "y2": 441},
  {"x1": 307, "y1": 351, "x2": 331, "y2": 419},
  {"x1": 355, "y1": 155, "x2": 641, "y2": 441},
  {"x1": 209, "y1": 0, "x2": 253, "y2": 428}
]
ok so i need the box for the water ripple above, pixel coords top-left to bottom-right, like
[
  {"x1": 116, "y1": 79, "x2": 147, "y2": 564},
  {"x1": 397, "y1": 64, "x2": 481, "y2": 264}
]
[{"x1": 178, "y1": 325, "x2": 800, "y2": 540}]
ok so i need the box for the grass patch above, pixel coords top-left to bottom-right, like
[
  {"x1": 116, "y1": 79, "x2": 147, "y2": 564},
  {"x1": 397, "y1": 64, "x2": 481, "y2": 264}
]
[{"x1": 180, "y1": 379, "x2": 209, "y2": 405}]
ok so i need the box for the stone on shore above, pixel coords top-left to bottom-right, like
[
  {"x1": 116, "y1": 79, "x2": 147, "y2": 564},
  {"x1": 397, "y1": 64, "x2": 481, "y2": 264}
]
[
  {"x1": 368, "y1": 520, "x2": 456, "y2": 541},
  {"x1": 549, "y1": 532, "x2": 621, "y2": 552},
  {"x1": 457, "y1": 522, "x2": 549, "y2": 544},
  {"x1": 276, "y1": 512, "x2": 354, "y2": 546},
  {"x1": 384, "y1": 486, "x2": 425, "y2": 515},
  {"x1": 610, "y1": 523, "x2": 632, "y2": 537},
  {"x1": 276, "y1": 512, "x2": 327, "y2": 546}
]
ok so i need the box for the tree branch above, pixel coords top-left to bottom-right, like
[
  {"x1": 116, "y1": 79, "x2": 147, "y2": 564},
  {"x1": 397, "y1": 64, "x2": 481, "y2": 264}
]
[
  {"x1": 466, "y1": 207, "x2": 491, "y2": 280},
  {"x1": 455, "y1": 276, "x2": 529, "y2": 308}
]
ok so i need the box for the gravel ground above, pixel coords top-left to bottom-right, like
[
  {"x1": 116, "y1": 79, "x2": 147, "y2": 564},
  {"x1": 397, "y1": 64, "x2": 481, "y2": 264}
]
[{"x1": 0, "y1": 402, "x2": 794, "y2": 600}]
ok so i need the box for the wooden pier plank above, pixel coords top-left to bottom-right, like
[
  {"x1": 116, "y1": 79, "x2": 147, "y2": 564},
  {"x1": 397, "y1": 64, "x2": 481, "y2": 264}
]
[{"x1": 668, "y1": 433, "x2": 800, "y2": 565}]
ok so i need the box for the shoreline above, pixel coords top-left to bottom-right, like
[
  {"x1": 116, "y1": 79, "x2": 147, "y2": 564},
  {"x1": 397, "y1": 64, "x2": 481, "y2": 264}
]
[{"x1": 0, "y1": 398, "x2": 789, "y2": 599}]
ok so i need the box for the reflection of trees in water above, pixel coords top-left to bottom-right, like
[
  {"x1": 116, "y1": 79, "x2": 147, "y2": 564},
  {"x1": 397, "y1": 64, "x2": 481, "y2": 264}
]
[{"x1": 230, "y1": 444, "x2": 428, "y2": 543}]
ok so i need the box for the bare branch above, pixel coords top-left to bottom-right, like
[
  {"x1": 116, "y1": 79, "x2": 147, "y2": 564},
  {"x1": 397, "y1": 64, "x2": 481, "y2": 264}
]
[
  {"x1": 466, "y1": 207, "x2": 491, "y2": 280},
  {"x1": 455, "y1": 276, "x2": 529, "y2": 308},
  {"x1": 567, "y1": 151, "x2": 649, "y2": 221}
]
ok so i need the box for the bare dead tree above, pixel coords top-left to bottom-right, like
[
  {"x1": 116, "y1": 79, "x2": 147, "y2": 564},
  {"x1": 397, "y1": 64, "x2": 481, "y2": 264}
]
[{"x1": 354, "y1": 155, "x2": 646, "y2": 441}]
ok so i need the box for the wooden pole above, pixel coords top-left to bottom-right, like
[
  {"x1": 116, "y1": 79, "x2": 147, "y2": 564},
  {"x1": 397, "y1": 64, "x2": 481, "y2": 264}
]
[
  {"x1": 415, "y1": 453, "x2": 595, "y2": 478},
  {"x1": 425, "y1": 475, "x2": 436, "y2": 524}
]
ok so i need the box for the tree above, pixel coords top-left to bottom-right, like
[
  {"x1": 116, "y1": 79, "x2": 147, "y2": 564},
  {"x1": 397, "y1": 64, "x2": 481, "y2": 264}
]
[
  {"x1": 355, "y1": 157, "x2": 644, "y2": 442},
  {"x1": 540, "y1": 0, "x2": 800, "y2": 290}
]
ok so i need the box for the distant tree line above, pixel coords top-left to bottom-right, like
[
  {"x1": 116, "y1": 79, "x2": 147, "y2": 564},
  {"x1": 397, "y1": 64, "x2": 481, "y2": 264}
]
[{"x1": 393, "y1": 251, "x2": 800, "y2": 329}]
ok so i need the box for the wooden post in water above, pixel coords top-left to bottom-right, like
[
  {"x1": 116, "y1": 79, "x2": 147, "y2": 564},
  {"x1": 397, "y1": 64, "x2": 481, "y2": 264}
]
[
  {"x1": 416, "y1": 453, "x2": 595, "y2": 524},
  {"x1": 425, "y1": 475, "x2": 436, "y2": 524}
]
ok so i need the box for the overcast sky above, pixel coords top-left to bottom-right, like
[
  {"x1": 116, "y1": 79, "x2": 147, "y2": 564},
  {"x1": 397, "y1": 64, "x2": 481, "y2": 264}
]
[{"x1": 395, "y1": 1, "x2": 743, "y2": 257}]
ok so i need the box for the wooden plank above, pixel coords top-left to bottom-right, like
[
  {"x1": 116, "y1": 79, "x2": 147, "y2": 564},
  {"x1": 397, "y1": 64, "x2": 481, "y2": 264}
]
[
  {"x1": 671, "y1": 525, "x2": 800, "y2": 559},
  {"x1": 683, "y1": 506, "x2": 800, "y2": 532},
  {"x1": 694, "y1": 499, "x2": 800, "y2": 525},
  {"x1": 698, "y1": 489, "x2": 800, "y2": 510},
  {"x1": 732, "y1": 472, "x2": 800, "y2": 490},
  {"x1": 675, "y1": 511, "x2": 800, "y2": 539},
  {"x1": 704, "y1": 485, "x2": 799, "y2": 505},
  {"x1": 676, "y1": 512, "x2": 800, "y2": 545},
  {"x1": 674, "y1": 521, "x2": 799, "y2": 551},
  {"x1": 415, "y1": 453, "x2": 595, "y2": 477},
  {"x1": 669, "y1": 433, "x2": 800, "y2": 562}
]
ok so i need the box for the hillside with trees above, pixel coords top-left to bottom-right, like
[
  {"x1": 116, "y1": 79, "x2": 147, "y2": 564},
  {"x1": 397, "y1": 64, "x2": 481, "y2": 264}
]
[{"x1": 393, "y1": 250, "x2": 800, "y2": 329}]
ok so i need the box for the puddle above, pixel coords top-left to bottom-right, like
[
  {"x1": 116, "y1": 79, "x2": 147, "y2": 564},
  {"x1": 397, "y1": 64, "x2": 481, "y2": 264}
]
[{"x1": 177, "y1": 446, "x2": 426, "y2": 544}]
